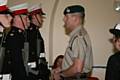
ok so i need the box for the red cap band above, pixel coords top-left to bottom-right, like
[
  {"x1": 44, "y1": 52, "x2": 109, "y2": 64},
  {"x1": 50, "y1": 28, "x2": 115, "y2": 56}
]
[
  {"x1": 13, "y1": 9, "x2": 28, "y2": 15},
  {"x1": 0, "y1": 5, "x2": 8, "y2": 12}
]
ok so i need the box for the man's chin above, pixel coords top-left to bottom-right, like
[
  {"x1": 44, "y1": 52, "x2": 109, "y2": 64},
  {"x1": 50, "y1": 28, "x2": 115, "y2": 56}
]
[
  {"x1": 63, "y1": 25, "x2": 70, "y2": 35},
  {"x1": 3, "y1": 25, "x2": 11, "y2": 28}
]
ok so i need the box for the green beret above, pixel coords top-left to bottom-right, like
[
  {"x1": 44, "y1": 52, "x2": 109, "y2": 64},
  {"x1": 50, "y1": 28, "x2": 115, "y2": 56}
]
[{"x1": 63, "y1": 5, "x2": 85, "y2": 15}]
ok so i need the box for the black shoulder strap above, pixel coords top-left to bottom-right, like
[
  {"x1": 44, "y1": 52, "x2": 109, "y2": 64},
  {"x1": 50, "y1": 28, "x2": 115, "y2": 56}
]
[
  {"x1": 69, "y1": 36, "x2": 78, "y2": 51},
  {"x1": 69, "y1": 36, "x2": 88, "y2": 51}
]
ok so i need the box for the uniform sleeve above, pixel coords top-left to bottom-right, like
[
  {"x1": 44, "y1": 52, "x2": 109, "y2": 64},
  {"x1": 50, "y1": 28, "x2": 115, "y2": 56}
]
[
  {"x1": 38, "y1": 31, "x2": 45, "y2": 53},
  {"x1": 72, "y1": 36, "x2": 86, "y2": 61},
  {"x1": 6, "y1": 34, "x2": 27, "y2": 79},
  {"x1": 105, "y1": 55, "x2": 120, "y2": 80}
]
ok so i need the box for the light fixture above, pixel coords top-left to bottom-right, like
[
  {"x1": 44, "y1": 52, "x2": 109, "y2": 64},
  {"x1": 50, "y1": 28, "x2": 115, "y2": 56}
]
[{"x1": 114, "y1": 1, "x2": 120, "y2": 12}]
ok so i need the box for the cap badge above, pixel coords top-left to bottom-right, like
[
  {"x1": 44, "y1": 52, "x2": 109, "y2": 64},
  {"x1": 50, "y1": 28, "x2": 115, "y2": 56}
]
[
  {"x1": 10, "y1": 33, "x2": 14, "y2": 36},
  {"x1": 66, "y1": 8, "x2": 70, "y2": 13},
  {"x1": 18, "y1": 29, "x2": 22, "y2": 33},
  {"x1": 0, "y1": 34, "x2": 2, "y2": 37}
]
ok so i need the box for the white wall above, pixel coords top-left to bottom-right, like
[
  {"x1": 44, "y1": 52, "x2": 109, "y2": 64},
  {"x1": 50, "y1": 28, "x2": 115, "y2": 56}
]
[{"x1": 8, "y1": 0, "x2": 120, "y2": 80}]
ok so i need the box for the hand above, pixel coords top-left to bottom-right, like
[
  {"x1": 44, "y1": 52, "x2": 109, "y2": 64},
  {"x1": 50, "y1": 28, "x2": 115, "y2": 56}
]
[
  {"x1": 54, "y1": 67, "x2": 61, "y2": 73},
  {"x1": 53, "y1": 71, "x2": 62, "y2": 80},
  {"x1": 52, "y1": 68, "x2": 62, "y2": 80}
]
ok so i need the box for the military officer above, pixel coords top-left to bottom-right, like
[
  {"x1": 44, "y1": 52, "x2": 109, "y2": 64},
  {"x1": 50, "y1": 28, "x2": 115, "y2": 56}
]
[
  {"x1": 59, "y1": 5, "x2": 93, "y2": 80},
  {"x1": 5, "y1": 3, "x2": 30, "y2": 80},
  {"x1": 28, "y1": 3, "x2": 45, "y2": 60},
  {"x1": 0, "y1": 0, "x2": 12, "y2": 42},
  {"x1": 28, "y1": 4, "x2": 50, "y2": 80},
  {"x1": 0, "y1": 0, "x2": 13, "y2": 79}
]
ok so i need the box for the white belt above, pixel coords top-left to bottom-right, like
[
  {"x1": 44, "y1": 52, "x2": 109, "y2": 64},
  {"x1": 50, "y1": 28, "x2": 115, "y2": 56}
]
[
  {"x1": 28, "y1": 62, "x2": 36, "y2": 68},
  {"x1": 39, "y1": 53, "x2": 45, "y2": 58},
  {"x1": 0, "y1": 74, "x2": 11, "y2": 80}
]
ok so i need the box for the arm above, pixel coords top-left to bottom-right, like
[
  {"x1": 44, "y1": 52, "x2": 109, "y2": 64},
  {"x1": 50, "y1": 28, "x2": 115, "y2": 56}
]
[
  {"x1": 51, "y1": 68, "x2": 61, "y2": 80},
  {"x1": 105, "y1": 55, "x2": 120, "y2": 80},
  {"x1": 61, "y1": 58, "x2": 84, "y2": 77},
  {"x1": 61, "y1": 37, "x2": 85, "y2": 77}
]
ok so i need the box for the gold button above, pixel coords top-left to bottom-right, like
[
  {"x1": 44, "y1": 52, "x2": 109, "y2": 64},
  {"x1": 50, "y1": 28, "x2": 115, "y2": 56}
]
[
  {"x1": 10, "y1": 33, "x2": 14, "y2": 36},
  {"x1": 30, "y1": 27, "x2": 33, "y2": 30},
  {"x1": 7, "y1": 50, "x2": 10, "y2": 53},
  {"x1": 18, "y1": 29, "x2": 22, "y2": 33},
  {"x1": 32, "y1": 52, "x2": 34, "y2": 55},
  {"x1": 0, "y1": 34, "x2": 2, "y2": 37},
  {"x1": 8, "y1": 61, "x2": 11, "y2": 64},
  {"x1": 3, "y1": 41, "x2": 5, "y2": 43}
]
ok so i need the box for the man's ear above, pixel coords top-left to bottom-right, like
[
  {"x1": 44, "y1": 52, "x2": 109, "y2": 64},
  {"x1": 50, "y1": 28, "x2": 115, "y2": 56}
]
[
  {"x1": 74, "y1": 15, "x2": 81, "y2": 24},
  {"x1": 0, "y1": 15, "x2": 11, "y2": 28},
  {"x1": 72, "y1": 15, "x2": 78, "y2": 22}
]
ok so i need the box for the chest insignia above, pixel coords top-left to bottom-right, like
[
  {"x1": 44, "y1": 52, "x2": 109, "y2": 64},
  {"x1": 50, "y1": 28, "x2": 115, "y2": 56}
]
[{"x1": 10, "y1": 33, "x2": 14, "y2": 36}]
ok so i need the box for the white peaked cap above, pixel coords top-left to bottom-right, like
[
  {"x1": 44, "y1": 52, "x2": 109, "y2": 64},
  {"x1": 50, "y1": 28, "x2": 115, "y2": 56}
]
[
  {"x1": 10, "y1": 3, "x2": 28, "y2": 11},
  {"x1": 28, "y1": 3, "x2": 41, "y2": 12},
  {"x1": 109, "y1": 23, "x2": 120, "y2": 36},
  {"x1": 28, "y1": 3, "x2": 45, "y2": 15},
  {"x1": 10, "y1": 3, "x2": 28, "y2": 15},
  {"x1": 0, "y1": 0, "x2": 7, "y2": 6},
  {"x1": 115, "y1": 24, "x2": 120, "y2": 30},
  {"x1": 0, "y1": 0, "x2": 9, "y2": 12}
]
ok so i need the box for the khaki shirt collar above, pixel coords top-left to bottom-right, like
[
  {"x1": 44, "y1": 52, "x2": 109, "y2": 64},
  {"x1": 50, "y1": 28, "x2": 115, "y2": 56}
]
[{"x1": 69, "y1": 26, "x2": 82, "y2": 37}]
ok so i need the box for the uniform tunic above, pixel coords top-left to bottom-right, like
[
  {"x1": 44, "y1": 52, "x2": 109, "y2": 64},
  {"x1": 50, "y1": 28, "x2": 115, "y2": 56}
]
[
  {"x1": 0, "y1": 32, "x2": 3, "y2": 43},
  {"x1": 62, "y1": 26, "x2": 93, "y2": 79},
  {"x1": 105, "y1": 52, "x2": 120, "y2": 80},
  {"x1": 27, "y1": 23, "x2": 50, "y2": 80},
  {"x1": 4, "y1": 26, "x2": 27, "y2": 80},
  {"x1": 27, "y1": 23, "x2": 45, "y2": 63},
  {"x1": 0, "y1": 32, "x2": 6, "y2": 74}
]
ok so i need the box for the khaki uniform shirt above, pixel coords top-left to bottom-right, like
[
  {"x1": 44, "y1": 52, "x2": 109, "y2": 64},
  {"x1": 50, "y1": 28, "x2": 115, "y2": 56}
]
[{"x1": 62, "y1": 26, "x2": 93, "y2": 73}]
